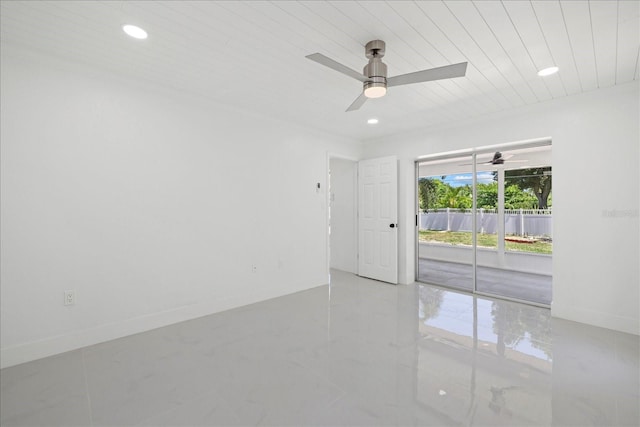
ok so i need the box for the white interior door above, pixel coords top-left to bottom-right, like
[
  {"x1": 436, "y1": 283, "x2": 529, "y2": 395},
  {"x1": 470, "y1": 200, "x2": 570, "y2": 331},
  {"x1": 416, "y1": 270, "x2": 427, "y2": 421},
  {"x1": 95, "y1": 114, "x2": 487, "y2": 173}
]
[{"x1": 358, "y1": 156, "x2": 398, "y2": 284}]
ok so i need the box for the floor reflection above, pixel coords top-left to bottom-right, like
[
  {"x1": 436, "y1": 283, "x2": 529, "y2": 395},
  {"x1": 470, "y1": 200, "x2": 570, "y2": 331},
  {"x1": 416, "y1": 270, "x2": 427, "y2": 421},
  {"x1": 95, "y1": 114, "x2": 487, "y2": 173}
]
[
  {"x1": 325, "y1": 270, "x2": 637, "y2": 426},
  {"x1": 415, "y1": 285, "x2": 553, "y2": 425}
]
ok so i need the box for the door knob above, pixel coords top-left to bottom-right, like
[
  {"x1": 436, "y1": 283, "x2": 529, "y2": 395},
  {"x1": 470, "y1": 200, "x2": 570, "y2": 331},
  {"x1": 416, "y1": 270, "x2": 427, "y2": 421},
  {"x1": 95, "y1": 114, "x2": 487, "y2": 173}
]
[{"x1": 389, "y1": 223, "x2": 397, "y2": 228}]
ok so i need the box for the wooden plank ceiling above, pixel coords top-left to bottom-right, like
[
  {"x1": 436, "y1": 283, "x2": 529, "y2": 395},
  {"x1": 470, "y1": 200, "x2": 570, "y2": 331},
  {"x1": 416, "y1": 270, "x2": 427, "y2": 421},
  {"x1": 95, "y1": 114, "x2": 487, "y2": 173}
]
[{"x1": 1, "y1": 1, "x2": 638, "y2": 141}]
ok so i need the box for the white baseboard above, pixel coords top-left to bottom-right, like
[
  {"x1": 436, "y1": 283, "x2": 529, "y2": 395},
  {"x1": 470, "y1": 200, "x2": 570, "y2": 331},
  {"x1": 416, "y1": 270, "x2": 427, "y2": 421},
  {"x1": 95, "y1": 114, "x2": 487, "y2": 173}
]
[
  {"x1": 1, "y1": 282, "x2": 325, "y2": 369},
  {"x1": 551, "y1": 302, "x2": 640, "y2": 336}
]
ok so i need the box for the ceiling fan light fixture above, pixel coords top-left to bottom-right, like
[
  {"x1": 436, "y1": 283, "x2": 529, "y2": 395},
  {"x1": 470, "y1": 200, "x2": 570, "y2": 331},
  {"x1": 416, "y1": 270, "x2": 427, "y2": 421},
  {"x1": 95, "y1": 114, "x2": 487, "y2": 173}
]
[
  {"x1": 364, "y1": 84, "x2": 387, "y2": 98},
  {"x1": 537, "y1": 66, "x2": 559, "y2": 77},
  {"x1": 364, "y1": 76, "x2": 387, "y2": 98}
]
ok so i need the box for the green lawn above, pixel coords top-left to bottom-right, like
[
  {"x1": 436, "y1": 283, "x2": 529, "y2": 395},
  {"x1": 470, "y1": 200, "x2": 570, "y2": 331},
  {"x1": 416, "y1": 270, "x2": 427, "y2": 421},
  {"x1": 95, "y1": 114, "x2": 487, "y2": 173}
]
[{"x1": 419, "y1": 230, "x2": 552, "y2": 254}]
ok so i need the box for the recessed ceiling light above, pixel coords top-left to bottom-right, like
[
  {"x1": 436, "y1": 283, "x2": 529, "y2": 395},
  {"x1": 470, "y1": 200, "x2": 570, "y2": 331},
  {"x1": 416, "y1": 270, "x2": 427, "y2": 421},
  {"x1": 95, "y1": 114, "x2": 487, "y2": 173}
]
[
  {"x1": 122, "y1": 24, "x2": 148, "y2": 40},
  {"x1": 537, "y1": 66, "x2": 559, "y2": 77},
  {"x1": 367, "y1": 118, "x2": 379, "y2": 125}
]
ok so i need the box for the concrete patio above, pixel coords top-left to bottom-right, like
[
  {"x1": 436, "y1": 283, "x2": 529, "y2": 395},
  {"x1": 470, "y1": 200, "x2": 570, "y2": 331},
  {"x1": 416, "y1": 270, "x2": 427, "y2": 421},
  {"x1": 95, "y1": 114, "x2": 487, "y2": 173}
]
[{"x1": 418, "y1": 257, "x2": 552, "y2": 305}]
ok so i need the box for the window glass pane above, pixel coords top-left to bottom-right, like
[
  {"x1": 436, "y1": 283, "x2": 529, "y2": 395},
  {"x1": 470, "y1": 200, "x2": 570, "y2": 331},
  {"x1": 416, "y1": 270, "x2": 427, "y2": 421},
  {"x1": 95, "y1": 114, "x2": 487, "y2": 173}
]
[
  {"x1": 417, "y1": 156, "x2": 473, "y2": 292},
  {"x1": 475, "y1": 146, "x2": 553, "y2": 305}
]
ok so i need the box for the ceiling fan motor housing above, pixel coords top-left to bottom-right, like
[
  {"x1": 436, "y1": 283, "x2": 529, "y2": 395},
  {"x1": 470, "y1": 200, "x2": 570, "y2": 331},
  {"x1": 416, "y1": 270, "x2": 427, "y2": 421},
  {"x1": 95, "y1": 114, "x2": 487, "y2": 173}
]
[
  {"x1": 363, "y1": 40, "x2": 388, "y2": 98},
  {"x1": 492, "y1": 152, "x2": 504, "y2": 164}
]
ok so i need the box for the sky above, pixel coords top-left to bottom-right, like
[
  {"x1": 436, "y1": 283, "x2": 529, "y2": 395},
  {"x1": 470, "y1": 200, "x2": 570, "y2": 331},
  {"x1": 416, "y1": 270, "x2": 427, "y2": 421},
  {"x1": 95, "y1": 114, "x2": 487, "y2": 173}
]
[{"x1": 436, "y1": 173, "x2": 495, "y2": 187}]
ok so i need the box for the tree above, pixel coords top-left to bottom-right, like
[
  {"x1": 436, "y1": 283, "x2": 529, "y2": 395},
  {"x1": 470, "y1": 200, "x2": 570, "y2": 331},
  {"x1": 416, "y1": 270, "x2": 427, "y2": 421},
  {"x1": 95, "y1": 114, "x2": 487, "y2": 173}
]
[
  {"x1": 443, "y1": 185, "x2": 472, "y2": 209},
  {"x1": 502, "y1": 168, "x2": 552, "y2": 209},
  {"x1": 418, "y1": 178, "x2": 439, "y2": 211},
  {"x1": 504, "y1": 184, "x2": 538, "y2": 209},
  {"x1": 422, "y1": 174, "x2": 546, "y2": 211},
  {"x1": 418, "y1": 178, "x2": 460, "y2": 211},
  {"x1": 476, "y1": 182, "x2": 538, "y2": 209},
  {"x1": 477, "y1": 182, "x2": 498, "y2": 209}
]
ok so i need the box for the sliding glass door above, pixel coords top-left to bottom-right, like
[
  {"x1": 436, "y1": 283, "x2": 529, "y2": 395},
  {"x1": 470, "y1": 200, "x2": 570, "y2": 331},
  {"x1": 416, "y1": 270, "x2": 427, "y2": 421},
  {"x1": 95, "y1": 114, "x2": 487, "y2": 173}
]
[
  {"x1": 416, "y1": 143, "x2": 552, "y2": 306},
  {"x1": 474, "y1": 146, "x2": 552, "y2": 304},
  {"x1": 417, "y1": 154, "x2": 474, "y2": 292}
]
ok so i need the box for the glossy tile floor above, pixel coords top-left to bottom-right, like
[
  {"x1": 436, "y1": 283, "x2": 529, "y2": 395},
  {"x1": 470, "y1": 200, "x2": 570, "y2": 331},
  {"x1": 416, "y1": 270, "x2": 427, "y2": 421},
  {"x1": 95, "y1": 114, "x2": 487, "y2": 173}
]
[{"x1": 1, "y1": 270, "x2": 638, "y2": 426}]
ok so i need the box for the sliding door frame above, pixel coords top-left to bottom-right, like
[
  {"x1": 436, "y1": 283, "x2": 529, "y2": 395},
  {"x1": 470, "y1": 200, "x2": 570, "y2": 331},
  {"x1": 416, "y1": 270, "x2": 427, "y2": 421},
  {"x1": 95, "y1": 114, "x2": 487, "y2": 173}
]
[{"x1": 415, "y1": 138, "x2": 552, "y2": 308}]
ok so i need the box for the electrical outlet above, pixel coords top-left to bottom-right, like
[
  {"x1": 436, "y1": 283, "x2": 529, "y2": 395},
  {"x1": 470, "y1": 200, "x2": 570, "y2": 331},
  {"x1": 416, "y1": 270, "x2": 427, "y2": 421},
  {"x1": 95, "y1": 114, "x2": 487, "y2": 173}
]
[
  {"x1": 64, "y1": 290, "x2": 75, "y2": 306},
  {"x1": 252, "y1": 265, "x2": 257, "y2": 273}
]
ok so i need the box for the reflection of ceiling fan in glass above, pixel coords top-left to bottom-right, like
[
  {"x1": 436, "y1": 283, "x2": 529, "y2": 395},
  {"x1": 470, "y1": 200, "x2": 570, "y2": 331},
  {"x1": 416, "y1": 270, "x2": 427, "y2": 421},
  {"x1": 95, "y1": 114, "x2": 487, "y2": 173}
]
[{"x1": 460, "y1": 152, "x2": 528, "y2": 166}]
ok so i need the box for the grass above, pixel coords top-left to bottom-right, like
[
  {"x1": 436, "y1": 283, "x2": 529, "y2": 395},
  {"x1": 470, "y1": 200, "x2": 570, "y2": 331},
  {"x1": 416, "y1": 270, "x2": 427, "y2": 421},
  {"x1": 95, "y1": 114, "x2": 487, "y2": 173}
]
[{"x1": 419, "y1": 230, "x2": 552, "y2": 254}]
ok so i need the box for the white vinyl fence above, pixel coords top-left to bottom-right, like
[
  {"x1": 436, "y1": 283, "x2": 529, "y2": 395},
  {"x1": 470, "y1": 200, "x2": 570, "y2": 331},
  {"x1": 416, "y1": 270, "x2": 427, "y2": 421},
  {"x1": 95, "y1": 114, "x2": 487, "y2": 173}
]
[{"x1": 420, "y1": 208, "x2": 552, "y2": 237}]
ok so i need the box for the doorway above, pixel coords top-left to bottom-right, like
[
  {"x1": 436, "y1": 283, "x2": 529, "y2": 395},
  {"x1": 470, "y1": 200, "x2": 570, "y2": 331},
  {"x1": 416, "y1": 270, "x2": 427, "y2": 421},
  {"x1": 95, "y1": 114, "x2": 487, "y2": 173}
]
[
  {"x1": 329, "y1": 157, "x2": 357, "y2": 274},
  {"x1": 416, "y1": 142, "x2": 552, "y2": 305}
]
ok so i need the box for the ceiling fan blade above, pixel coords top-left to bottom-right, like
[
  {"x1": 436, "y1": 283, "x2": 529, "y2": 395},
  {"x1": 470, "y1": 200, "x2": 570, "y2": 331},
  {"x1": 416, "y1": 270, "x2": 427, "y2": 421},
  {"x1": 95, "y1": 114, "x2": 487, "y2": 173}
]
[
  {"x1": 387, "y1": 62, "x2": 468, "y2": 87},
  {"x1": 306, "y1": 53, "x2": 368, "y2": 82},
  {"x1": 346, "y1": 92, "x2": 368, "y2": 112},
  {"x1": 459, "y1": 160, "x2": 528, "y2": 166}
]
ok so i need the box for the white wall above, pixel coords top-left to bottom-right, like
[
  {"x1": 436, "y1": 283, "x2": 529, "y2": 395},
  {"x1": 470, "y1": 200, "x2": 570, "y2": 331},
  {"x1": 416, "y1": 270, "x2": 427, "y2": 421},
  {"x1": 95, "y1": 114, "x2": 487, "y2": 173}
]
[
  {"x1": 363, "y1": 82, "x2": 640, "y2": 335},
  {"x1": 0, "y1": 48, "x2": 362, "y2": 368},
  {"x1": 329, "y1": 158, "x2": 357, "y2": 274}
]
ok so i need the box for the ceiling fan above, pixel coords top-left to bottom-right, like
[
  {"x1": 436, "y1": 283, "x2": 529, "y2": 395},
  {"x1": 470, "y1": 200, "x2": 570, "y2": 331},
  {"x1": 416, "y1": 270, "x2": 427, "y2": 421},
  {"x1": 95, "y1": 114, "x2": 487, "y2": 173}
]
[
  {"x1": 460, "y1": 152, "x2": 529, "y2": 166},
  {"x1": 306, "y1": 40, "x2": 467, "y2": 112}
]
